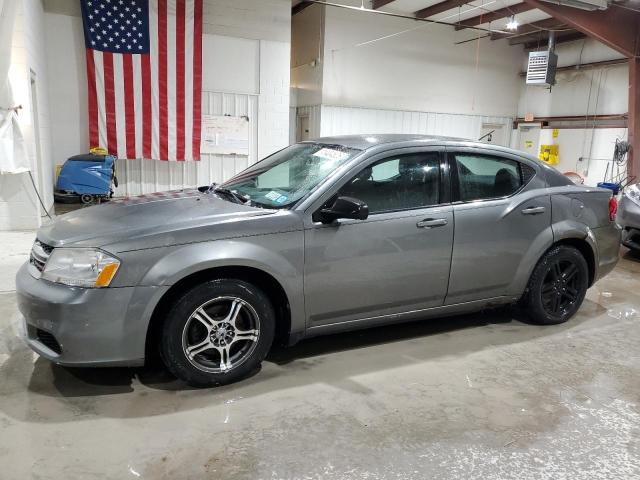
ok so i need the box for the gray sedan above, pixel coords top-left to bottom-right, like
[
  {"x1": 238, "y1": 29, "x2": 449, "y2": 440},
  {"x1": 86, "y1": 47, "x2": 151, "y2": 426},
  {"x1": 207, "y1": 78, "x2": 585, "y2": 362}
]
[
  {"x1": 617, "y1": 183, "x2": 640, "y2": 251},
  {"x1": 16, "y1": 135, "x2": 621, "y2": 387}
]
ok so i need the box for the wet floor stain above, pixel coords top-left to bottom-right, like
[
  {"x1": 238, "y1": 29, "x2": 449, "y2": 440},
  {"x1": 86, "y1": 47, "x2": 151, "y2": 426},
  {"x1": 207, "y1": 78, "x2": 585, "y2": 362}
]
[{"x1": 0, "y1": 248, "x2": 639, "y2": 479}]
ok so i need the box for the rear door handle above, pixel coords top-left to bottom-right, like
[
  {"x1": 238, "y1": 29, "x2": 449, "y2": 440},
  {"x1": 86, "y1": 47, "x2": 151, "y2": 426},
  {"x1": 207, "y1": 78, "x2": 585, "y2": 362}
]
[
  {"x1": 417, "y1": 218, "x2": 448, "y2": 229},
  {"x1": 521, "y1": 206, "x2": 546, "y2": 215}
]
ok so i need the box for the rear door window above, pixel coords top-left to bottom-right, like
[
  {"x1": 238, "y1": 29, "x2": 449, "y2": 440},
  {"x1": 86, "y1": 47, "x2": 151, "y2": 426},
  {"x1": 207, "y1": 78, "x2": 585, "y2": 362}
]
[{"x1": 454, "y1": 154, "x2": 525, "y2": 202}]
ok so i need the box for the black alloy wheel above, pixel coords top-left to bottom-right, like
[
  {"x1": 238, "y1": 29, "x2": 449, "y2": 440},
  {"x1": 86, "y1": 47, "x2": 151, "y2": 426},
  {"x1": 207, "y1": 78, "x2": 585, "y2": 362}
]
[{"x1": 523, "y1": 245, "x2": 589, "y2": 325}]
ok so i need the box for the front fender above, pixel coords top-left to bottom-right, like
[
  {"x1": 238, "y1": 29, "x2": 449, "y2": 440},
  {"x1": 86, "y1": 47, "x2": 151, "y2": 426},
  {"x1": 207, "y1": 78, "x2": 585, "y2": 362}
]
[{"x1": 139, "y1": 235, "x2": 305, "y2": 330}]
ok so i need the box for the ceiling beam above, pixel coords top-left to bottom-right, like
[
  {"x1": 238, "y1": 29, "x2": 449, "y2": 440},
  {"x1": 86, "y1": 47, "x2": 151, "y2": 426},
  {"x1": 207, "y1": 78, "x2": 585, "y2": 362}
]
[
  {"x1": 522, "y1": 0, "x2": 640, "y2": 57},
  {"x1": 455, "y1": 3, "x2": 534, "y2": 30},
  {"x1": 414, "y1": 0, "x2": 468, "y2": 19},
  {"x1": 372, "y1": 0, "x2": 396, "y2": 8},
  {"x1": 491, "y1": 17, "x2": 566, "y2": 40},
  {"x1": 520, "y1": 31, "x2": 586, "y2": 48}
]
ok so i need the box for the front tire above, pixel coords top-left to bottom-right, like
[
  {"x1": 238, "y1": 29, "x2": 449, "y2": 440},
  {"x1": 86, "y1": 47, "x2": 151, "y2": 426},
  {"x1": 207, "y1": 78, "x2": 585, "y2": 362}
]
[
  {"x1": 522, "y1": 245, "x2": 589, "y2": 325},
  {"x1": 160, "y1": 279, "x2": 275, "y2": 387}
]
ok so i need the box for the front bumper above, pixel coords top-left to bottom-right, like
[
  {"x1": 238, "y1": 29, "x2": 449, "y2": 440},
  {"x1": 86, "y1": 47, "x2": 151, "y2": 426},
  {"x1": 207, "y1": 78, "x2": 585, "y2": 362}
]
[
  {"x1": 617, "y1": 196, "x2": 640, "y2": 251},
  {"x1": 15, "y1": 262, "x2": 168, "y2": 367}
]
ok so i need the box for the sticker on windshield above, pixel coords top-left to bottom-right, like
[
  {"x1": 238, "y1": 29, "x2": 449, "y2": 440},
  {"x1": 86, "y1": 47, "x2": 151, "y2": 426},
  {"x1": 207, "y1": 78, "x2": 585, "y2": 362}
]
[
  {"x1": 313, "y1": 148, "x2": 350, "y2": 162},
  {"x1": 265, "y1": 191, "x2": 282, "y2": 201},
  {"x1": 275, "y1": 195, "x2": 288, "y2": 204}
]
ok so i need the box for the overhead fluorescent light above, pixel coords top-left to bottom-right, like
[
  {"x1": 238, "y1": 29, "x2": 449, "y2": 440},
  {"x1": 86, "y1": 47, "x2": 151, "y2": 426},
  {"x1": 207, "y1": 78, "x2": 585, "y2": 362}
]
[{"x1": 505, "y1": 15, "x2": 519, "y2": 30}]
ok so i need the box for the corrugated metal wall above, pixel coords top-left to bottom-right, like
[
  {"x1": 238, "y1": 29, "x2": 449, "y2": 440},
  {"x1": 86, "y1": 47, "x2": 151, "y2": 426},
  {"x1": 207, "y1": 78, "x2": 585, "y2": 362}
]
[
  {"x1": 318, "y1": 105, "x2": 513, "y2": 145},
  {"x1": 114, "y1": 91, "x2": 258, "y2": 196}
]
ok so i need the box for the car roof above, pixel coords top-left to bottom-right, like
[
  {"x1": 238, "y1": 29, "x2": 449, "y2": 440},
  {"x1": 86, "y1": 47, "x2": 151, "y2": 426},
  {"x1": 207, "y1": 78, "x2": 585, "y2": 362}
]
[
  {"x1": 303, "y1": 134, "x2": 571, "y2": 186},
  {"x1": 305, "y1": 134, "x2": 466, "y2": 150}
]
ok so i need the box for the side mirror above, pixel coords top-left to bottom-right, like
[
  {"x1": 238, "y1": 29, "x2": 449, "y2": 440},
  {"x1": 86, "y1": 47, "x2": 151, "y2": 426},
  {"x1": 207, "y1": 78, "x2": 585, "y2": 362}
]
[{"x1": 317, "y1": 196, "x2": 369, "y2": 224}]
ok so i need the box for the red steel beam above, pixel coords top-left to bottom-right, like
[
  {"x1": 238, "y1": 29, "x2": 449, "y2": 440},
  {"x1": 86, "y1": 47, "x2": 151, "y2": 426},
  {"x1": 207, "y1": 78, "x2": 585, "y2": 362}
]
[
  {"x1": 514, "y1": 30, "x2": 585, "y2": 47},
  {"x1": 522, "y1": 31, "x2": 586, "y2": 49},
  {"x1": 415, "y1": 0, "x2": 468, "y2": 19},
  {"x1": 631, "y1": 57, "x2": 640, "y2": 181},
  {"x1": 455, "y1": 3, "x2": 534, "y2": 30},
  {"x1": 522, "y1": 0, "x2": 640, "y2": 57},
  {"x1": 372, "y1": 0, "x2": 396, "y2": 8},
  {"x1": 522, "y1": 0, "x2": 640, "y2": 180}
]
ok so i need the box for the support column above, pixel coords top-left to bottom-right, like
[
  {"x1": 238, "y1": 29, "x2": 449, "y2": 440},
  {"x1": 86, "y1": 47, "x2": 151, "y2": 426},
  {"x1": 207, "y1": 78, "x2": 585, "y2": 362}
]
[{"x1": 629, "y1": 57, "x2": 640, "y2": 180}]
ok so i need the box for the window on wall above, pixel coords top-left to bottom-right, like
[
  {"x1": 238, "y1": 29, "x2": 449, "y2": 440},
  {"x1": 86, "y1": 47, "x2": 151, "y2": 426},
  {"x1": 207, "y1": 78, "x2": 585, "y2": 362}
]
[
  {"x1": 454, "y1": 154, "x2": 525, "y2": 202},
  {"x1": 338, "y1": 152, "x2": 440, "y2": 214}
]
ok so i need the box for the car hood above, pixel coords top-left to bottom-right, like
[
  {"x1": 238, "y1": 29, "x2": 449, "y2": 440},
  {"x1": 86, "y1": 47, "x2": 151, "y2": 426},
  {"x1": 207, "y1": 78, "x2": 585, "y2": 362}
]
[{"x1": 38, "y1": 189, "x2": 277, "y2": 248}]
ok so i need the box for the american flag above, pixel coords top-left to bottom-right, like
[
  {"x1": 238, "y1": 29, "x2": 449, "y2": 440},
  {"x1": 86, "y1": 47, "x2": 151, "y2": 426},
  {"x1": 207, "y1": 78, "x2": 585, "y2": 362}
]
[{"x1": 80, "y1": 0, "x2": 203, "y2": 161}]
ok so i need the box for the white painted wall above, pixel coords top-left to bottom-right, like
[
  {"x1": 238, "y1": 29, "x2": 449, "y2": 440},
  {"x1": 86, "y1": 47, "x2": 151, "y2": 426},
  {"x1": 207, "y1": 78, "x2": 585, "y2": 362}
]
[
  {"x1": 319, "y1": 105, "x2": 513, "y2": 145},
  {"x1": 518, "y1": 38, "x2": 627, "y2": 118},
  {"x1": 514, "y1": 38, "x2": 629, "y2": 187},
  {"x1": 1, "y1": 0, "x2": 55, "y2": 230},
  {"x1": 321, "y1": 2, "x2": 523, "y2": 117},
  {"x1": 291, "y1": 2, "x2": 523, "y2": 146},
  {"x1": 29, "y1": 0, "x2": 290, "y2": 202}
]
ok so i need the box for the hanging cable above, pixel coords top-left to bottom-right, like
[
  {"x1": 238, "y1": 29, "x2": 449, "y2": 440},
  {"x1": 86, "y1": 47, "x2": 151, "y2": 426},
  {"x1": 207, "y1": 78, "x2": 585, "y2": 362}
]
[{"x1": 27, "y1": 171, "x2": 53, "y2": 220}]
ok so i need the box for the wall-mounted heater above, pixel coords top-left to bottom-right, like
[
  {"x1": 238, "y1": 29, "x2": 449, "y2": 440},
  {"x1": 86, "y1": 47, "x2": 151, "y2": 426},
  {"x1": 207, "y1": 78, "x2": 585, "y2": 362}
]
[
  {"x1": 526, "y1": 31, "x2": 558, "y2": 87},
  {"x1": 526, "y1": 51, "x2": 558, "y2": 86}
]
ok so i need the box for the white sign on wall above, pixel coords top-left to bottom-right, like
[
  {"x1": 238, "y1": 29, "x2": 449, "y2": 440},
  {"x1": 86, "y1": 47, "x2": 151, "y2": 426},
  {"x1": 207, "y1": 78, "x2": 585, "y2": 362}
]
[{"x1": 201, "y1": 115, "x2": 249, "y2": 155}]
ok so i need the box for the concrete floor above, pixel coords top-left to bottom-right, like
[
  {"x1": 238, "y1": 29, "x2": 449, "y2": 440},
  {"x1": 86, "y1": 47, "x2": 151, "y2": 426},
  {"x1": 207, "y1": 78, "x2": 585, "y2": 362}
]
[{"x1": 1, "y1": 230, "x2": 639, "y2": 479}]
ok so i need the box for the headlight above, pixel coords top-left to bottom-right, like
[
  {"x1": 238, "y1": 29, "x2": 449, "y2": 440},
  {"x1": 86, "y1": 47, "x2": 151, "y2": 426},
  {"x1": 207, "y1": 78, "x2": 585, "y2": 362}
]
[
  {"x1": 41, "y1": 248, "x2": 120, "y2": 288},
  {"x1": 625, "y1": 184, "x2": 640, "y2": 207}
]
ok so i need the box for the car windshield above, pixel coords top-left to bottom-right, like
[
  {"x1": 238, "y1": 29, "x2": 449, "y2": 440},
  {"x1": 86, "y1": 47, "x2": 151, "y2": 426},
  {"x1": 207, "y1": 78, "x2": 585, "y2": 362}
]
[{"x1": 219, "y1": 143, "x2": 361, "y2": 209}]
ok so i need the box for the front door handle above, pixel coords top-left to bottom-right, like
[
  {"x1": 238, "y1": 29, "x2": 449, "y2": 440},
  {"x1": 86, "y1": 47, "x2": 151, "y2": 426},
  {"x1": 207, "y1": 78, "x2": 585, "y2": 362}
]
[
  {"x1": 521, "y1": 206, "x2": 546, "y2": 215},
  {"x1": 417, "y1": 218, "x2": 448, "y2": 229}
]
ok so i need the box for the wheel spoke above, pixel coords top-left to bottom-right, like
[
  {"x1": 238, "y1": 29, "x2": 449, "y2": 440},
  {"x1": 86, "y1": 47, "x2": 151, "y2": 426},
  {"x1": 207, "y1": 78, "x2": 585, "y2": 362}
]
[
  {"x1": 563, "y1": 263, "x2": 578, "y2": 281},
  {"x1": 563, "y1": 287, "x2": 578, "y2": 302},
  {"x1": 216, "y1": 346, "x2": 232, "y2": 371},
  {"x1": 234, "y1": 329, "x2": 259, "y2": 343},
  {"x1": 542, "y1": 283, "x2": 555, "y2": 294},
  {"x1": 550, "y1": 293, "x2": 561, "y2": 313},
  {"x1": 552, "y1": 262, "x2": 562, "y2": 280},
  {"x1": 192, "y1": 308, "x2": 217, "y2": 329},
  {"x1": 186, "y1": 339, "x2": 213, "y2": 359},
  {"x1": 223, "y1": 300, "x2": 243, "y2": 327}
]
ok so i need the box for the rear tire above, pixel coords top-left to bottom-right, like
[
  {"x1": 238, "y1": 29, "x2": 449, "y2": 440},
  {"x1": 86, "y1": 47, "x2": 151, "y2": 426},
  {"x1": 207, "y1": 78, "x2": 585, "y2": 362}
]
[
  {"x1": 522, "y1": 245, "x2": 589, "y2": 325},
  {"x1": 160, "y1": 279, "x2": 275, "y2": 387}
]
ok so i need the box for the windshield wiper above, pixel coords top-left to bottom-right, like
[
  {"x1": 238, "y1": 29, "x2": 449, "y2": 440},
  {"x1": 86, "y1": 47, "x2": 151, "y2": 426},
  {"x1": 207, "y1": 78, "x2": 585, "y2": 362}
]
[{"x1": 213, "y1": 186, "x2": 250, "y2": 205}]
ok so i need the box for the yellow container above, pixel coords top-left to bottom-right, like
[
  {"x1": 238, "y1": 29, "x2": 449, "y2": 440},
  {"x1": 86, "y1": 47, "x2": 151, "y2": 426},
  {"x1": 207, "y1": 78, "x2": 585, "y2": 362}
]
[{"x1": 539, "y1": 144, "x2": 559, "y2": 165}]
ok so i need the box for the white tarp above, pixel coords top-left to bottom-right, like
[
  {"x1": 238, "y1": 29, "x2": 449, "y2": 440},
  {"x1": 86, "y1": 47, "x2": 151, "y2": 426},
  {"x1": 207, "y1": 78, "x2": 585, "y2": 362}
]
[{"x1": 0, "y1": 0, "x2": 29, "y2": 174}]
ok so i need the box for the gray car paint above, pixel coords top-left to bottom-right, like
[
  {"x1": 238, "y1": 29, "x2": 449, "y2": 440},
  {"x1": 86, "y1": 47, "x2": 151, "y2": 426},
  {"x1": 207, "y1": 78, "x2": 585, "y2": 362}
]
[
  {"x1": 15, "y1": 135, "x2": 621, "y2": 367},
  {"x1": 617, "y1": 195, "x2": 640, "y2": 251}
]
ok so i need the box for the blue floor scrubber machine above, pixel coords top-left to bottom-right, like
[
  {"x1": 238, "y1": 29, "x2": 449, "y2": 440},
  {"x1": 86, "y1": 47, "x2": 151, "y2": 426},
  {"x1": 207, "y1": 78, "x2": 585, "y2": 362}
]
[{"x1": 54, "y1": 149, "x2": 118, "y2": 204}]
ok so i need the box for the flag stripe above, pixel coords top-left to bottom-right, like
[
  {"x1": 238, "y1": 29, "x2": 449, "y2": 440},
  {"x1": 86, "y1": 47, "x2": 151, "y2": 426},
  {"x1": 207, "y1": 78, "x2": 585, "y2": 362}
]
[
  {"x1": 113, "y1": 54, "x2": 127, "y2": 158},
  {"x1": 184, "y1": 0, "x2": 194, "y2": 161},
  {"x1": 149, "y1": 0, "x2": 159, "y2": 160},
  {"x1": 192, "y1": 0, "x2": 202, "y2": 161},
  {"x1": 158, "y1": 0, "x2": 168, "y2": 161},
  {"x1": 123, "y1": 55, "x2": 136, "y2": 159},
  {"x1": 142, "y1": 54, "x2": 152, "y2": 159},
  {"x1": 86, "y1": 49, "x2": 99, "y2": 147},
  {"x1": 167, "y1": 1, "x2": 177, "y2": 161},
  {"x1": 176, "y1": 0, "x2": 186, "y2": 161},
  {"x1": 102, "y1": 53, "x2": 117, "y2": 155},
  {"x1": 93, "y1": 51, "x2": 107, "y2": 150},
  {"x1": 132, "y1": 54, "x2": 143, "y2": 159}
]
